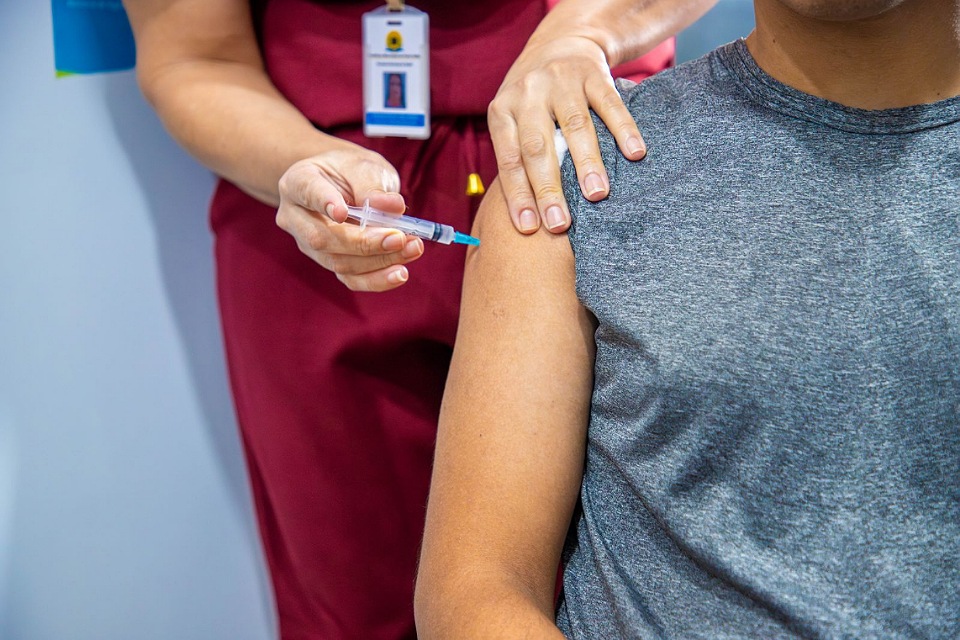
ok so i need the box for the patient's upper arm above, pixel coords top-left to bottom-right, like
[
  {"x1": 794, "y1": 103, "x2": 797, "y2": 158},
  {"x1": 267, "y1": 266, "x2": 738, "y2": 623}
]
[{"x1": 416, "y1": 180, "x2": 596, "y2": 635}]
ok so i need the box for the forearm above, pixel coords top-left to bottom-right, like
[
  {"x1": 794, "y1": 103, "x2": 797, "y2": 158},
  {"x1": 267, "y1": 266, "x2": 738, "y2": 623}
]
[
  {"x1": 140, "y1": 60, "x2": 345, "y2": 207},
  {"x1": 534, "y1": 0, "x2": 718, "y2": 67},
  {"x1": 416, "y1": 570, "x2": 565, "y2": 639},
  {"x1": 125, "y1": 0, "x2": 355, "y2": 207}
]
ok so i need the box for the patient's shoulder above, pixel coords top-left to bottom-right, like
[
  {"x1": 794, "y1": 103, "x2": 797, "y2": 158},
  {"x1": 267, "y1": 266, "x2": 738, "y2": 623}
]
[{"x1": 619, "y1": 49, "x2": 736, "y2": 134}]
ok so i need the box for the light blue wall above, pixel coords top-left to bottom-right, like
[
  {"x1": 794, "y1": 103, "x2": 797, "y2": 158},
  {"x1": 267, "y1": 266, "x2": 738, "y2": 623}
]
[
  {"x1": 677, "y1": 0, "x2": 755, "y2": 63},
  {"x1": 0, "y1": 4, "x2": 274, "y2": 639}
]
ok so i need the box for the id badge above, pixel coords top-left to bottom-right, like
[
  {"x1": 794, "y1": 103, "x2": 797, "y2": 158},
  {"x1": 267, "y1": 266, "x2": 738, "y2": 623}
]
[{"x1": 362, "y1": 4, "x2": 430, "y2": 139}]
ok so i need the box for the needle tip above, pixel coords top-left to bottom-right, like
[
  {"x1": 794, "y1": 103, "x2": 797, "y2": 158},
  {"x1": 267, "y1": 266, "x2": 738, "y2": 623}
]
[{"x1": 454, "y1": 232, "x2": 480, "y2": 246}]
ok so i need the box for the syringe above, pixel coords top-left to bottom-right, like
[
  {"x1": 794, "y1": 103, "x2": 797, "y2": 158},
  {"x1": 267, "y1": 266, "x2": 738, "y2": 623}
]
[{"x1": 345, "y1": 200, "x2": 480, "y2": 246}]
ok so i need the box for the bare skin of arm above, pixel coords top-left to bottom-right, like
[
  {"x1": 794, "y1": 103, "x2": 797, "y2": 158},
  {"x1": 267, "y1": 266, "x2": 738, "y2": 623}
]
[
  {"x1": 490, "y1": 0, "x2": 717, "y2": 234},
  {"x1": 415, "y1": 181, "x2": 597, "y2": 637}
]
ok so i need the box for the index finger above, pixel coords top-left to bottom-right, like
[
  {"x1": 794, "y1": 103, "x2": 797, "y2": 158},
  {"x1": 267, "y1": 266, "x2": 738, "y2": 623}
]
[
  {"x1": 489, "y1": 104, "x2": 543, "y2": 234},
  {"x1": 554, "y1": 94, "x2": 609, "y2": 204},
  {"x1": 314, "y1": 209, "x2": 410, "y2": 257}
]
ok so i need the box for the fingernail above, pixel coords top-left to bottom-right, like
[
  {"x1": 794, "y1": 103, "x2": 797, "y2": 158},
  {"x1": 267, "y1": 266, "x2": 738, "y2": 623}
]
[
  {"x1": 382, "y1": 232, "x2": 404, "y2": 252},
  {"x1": 626, "y1": 136, "x2": 646, "y2": 158},
  {"x1": 401, "y1": 237, "x2": 423, "y2": 258},
  {"x1": 545, "y1": 205, "x2": 568, "y2": 231},
  {"x1": 324, "y1": 203, "x2": 335, "y2": 217},
  {"x1": 519, "y1": 209, "x2": 538, "y2": 232},
  {"x1": 387, "y1": 267, "x2": 408, "y2": 284},
  {"x1": 584, "y1": 172, "x2": 606, "y2": 198}
]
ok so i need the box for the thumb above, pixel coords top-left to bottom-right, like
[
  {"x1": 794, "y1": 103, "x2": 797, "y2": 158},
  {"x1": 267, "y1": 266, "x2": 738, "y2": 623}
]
[
  {"x1": 349, "y1": 164, "x2": 405, "y2": 216},
  {"x1": 279, "y1": 160, "x2": 351, "y2": 223},
  {"x1": 360, "y1": 190, "x2": 406, "y2": 217}
]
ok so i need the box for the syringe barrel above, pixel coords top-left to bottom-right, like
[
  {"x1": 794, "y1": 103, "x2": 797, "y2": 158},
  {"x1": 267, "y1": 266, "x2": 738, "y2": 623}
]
[
  {"x1": 348, "y1": 204, "x2": 455, "y2": 244},
  {"x1": 392, "y1": 213, "x2": 454, "y2": 244},
  {"x1": 347, "y1": 202, "x2": 456, "y2": 244}
]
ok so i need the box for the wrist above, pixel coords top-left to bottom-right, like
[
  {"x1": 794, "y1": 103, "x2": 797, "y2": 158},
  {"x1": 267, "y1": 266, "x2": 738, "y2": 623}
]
[
  {"x1": 277, "y1": 129, "x2": 360, "y2": 177},
  {"x1": 526, "y1": 19, "x2": 621, "y2": 68},
  {"x1": 529, "y1": 1, "x2": 634, "y2": 68}
]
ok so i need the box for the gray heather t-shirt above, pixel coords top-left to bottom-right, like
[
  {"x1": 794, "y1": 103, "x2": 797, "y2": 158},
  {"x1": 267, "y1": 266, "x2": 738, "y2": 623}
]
[{"x1": 557, "y1": 40, "x2": 960, "y2": 639}]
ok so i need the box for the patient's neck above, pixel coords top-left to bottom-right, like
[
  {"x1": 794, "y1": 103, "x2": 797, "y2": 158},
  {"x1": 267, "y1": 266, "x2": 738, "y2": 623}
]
[{"x1": 746, "y1": 0, "x2": 960, "y2": 109}]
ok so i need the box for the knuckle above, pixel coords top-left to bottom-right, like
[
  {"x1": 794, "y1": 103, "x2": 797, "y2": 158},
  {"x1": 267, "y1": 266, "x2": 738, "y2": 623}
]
[
  {"x1": 518, "y1": 74, "x2": 540, "y2": 95},
  {"x1": 598, "y1": 89, "x2": 627, "y2": 115},
  {"x1": 296, "y1": 181, "x2": 317, "y2": 211},
  {"x1": 359, "y1": 233, "x2": 382, "y2": 257},
  {"x1": 358, "y1": 152, "x2": 384, "y2": 173},
  {"x1": 314, "y1": 252, "x2": 338, "y2": 273},
  {"x1": 277, "y1": 172, "x2": 291, "y2": 196},
  {"x1": 327, "y1": 254, "x2": 346, "y2": 274},
  {"x1": 504, "y1": 185, "x2": 534, "y2": 206},
  {"x1": 275, "y1": 208, "x2": 289, "y2": 230},
  {"x1": 487, "y1": 98, "x2": 508, "y2": 120},
  {"x1": 519, "y1": 132, "x2": 549, "y2": 159},
  {"x1": 497, "y1": 148, "x2": 525, "y2": 173},
  {"x1": 280, "y1": 165, "x2": 310, "y2": 202},
  {"x1": 542, "y1": 59, "x2": 567, "y2": 79},
  {"x1": 372, "y1": 255, "x2": 394, "y2": 272},
  {"x1": 558, "y1": 109, "x2": 591, "y2": 133},
  {"x1": 305, "y1": 227, "x2": 329, "y2": 253},
  {"x1": 577, "y1": 155, "x2": 603, "y2": 170},
  {"x1": 382, "y1": 168, "x2": 400, "y2": 192},
  {"x1": 534, "y1": 184, "x2": 563, "y2": 203},
  {"x1": 341, "y1": 273, "x2": 375, "y2": 293},
  {"x1": 487, "y1": 104, "x2": 518, "y2": 137}
]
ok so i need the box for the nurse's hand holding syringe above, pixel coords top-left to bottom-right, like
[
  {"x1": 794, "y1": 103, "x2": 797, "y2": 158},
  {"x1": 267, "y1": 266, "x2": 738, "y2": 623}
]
[
  {"x1": 276, "y1": 147, "x2": 480, "y2": 293},
  {"x1": 276, "y1": 147, "x2": 428, "y2": 293}
]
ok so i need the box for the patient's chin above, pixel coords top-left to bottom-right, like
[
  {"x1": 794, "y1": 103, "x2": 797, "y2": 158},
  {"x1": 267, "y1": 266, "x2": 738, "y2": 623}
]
[{"x1": 773, "y1": 0, "x2": 906, "y2": 22}]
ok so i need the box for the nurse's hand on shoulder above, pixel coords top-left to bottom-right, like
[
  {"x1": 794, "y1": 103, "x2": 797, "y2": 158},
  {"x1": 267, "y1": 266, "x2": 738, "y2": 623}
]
[
  {"x1": 489, "y1": 35, "x2": 645, "y2": 235},
  {"x1": 276, "y1": 145, "x2": 424, "y2": 292}
]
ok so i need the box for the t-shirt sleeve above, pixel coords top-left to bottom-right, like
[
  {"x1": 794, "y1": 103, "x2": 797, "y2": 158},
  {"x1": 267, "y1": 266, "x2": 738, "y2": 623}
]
[{"x1": 563, "y1": 79, "x2": 644, "y2": 253}]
